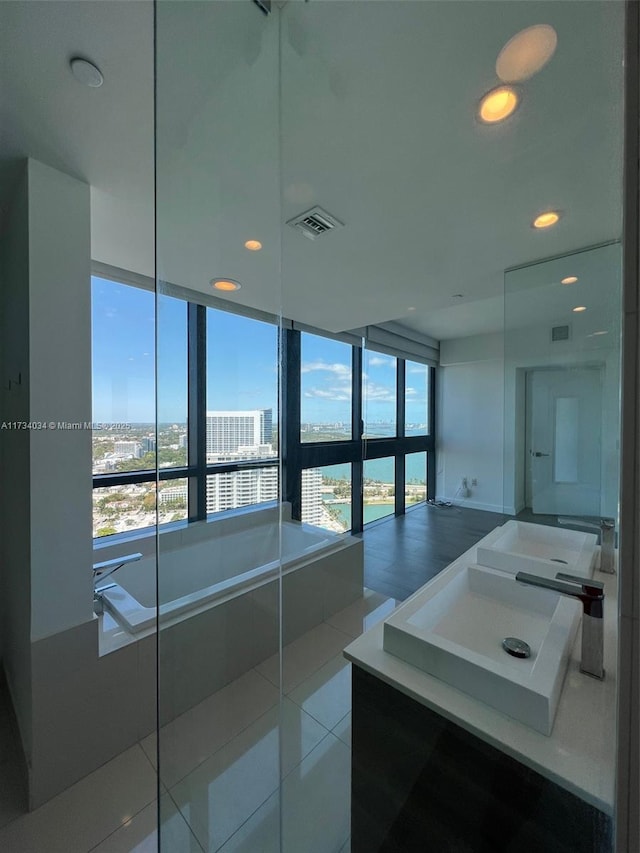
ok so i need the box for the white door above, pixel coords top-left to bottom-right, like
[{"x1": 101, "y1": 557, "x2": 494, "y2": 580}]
[{"x1": 525, "y1": 367, "x2": 603, "y2": 516}]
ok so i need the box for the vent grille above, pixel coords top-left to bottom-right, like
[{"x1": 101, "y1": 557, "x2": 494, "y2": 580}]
[
  {"x1": 287, "y1": 206, "x2": 344, "y2": 240},
  {"x1": 551, "y1": 324, "x2": 571, "y2": 342}
]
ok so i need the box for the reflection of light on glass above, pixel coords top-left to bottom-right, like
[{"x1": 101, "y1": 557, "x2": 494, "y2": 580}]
[
  {"x1": 533, "y1": 211, "x2": 560, "y2": 229},
  {"x1": 561, "y1": 276, "x2": 578, "y2": 285},
  {"x1": 496, "y1": 25, "x2": 558, "y2": 82},
  {"x1": 478, "y1": 86, "x2": 519, "y2": 123}
]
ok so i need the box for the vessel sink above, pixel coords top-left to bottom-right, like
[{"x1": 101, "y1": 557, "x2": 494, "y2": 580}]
[
  {"x1": 383, "y1": 563, "x2": 580, "y2": 734},
  {"x1": 476, "y1": 520, "x2": 597, "y2": 580}
]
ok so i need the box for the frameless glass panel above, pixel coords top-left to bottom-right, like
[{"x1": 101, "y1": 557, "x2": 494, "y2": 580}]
[
  {"x1": 92, "y1": 482, "x2": 156, "y2": 538},
  {"x1": 405, "y1": 361, "x2": 430, "y2": 435},
  {"x1": 206, "y1": 467, "x2": 278, "y2": 515},
  {"x1": 158, "y1": 295, "x2": 188, "y2": 468},
  {"x1": 363, "y1": 456, "x2": 395, "y2": 524},
  {"x1": 554, "y1": 397, "x2": 579, "y2": 483},
  {"x1": 300, "y1": 332, "x2": 352, "y2": 442},
  {"x1": 206, "y1": 309, "x2": 278, "y2": 461},
  {"x1": 405, "y1": 451, "x2": 427, "y2": 506},
  {"x1": 156, "y1": 1, "x2": 282, "y2": 847},
  {"x1": 301, "y1": 463, "x2": 352, "y2": 532},
  {"x1": 91, "y1": 277, "x2": 155, "y2": 474},
  {"x1": 363, "y1": 352, "x2": 397, "y2": 437}
]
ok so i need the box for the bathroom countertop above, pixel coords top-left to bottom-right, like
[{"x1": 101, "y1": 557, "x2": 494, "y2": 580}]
[{"x1": 344, "y1": 543, "x2": 617, "y2": 815}]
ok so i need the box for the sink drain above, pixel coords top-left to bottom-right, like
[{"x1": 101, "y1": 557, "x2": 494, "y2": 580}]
[{"x1": 502, "y1": 637, "x2": 531, "y2": 659}]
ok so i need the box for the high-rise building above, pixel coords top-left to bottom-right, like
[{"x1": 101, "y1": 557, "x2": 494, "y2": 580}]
[
  {"x1": 206, "y1": 409, "x2": 273, "y2": 456},
  {"x1": 301, "y1": 468, "x2": 323, "y2": 526},
  {"x1": 141, "y1": 436, "x2": 156, "y2": 453},
  {"x1": 114, "y1": 440, "x2": 143, "y2": 459}
]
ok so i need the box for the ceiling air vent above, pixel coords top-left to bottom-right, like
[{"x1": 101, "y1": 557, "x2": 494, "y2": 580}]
[
  {"x1": 287, "y1": 206, "x2": 344, "y2": 240},
  {"x1": 551, "y1": 324, "x2": 571, "y2": 342}
]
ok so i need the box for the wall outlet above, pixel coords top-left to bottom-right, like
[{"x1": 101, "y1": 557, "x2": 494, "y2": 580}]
[{"x1": 471, "y1": 478, "x2": 477, "y2": 487}]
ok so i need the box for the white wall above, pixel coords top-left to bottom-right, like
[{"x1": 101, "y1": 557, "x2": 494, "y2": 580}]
[
  {"x1": 437, "y1": 343, "x2": 504, "y2": 513},
  {"x1": 27, "y1": 160, "x2": 94, "y2": 641}
]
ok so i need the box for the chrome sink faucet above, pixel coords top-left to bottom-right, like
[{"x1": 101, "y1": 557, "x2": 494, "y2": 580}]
[
  {"x1": 557, "y1": 516, "x2": 616, "y2": 574},
  {"x1": 516, "y1": 571, "x2": 605, "y2": 680}
]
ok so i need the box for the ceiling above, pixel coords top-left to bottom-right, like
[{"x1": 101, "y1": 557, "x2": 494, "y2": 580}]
[{"x1": 0, "y1": 0, "x2": 624, "y2": 341}]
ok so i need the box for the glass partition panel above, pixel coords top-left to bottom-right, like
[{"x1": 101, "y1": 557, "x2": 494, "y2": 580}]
[
  {"x1": 503, "y1": 243, "x2": 622, "y2": 523},
  {"x1": 156, "y1": 2, "x2": 282, "y2": 849}
]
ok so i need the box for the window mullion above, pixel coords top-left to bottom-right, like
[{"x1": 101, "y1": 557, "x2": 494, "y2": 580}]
[{"x1": 188, "y1": 302, "x2": 207, "y2": 521}]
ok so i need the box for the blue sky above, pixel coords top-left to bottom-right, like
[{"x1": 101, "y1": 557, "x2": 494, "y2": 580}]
[{"x1": 92, "y1": 278, "x2": 428, "y2": 426}]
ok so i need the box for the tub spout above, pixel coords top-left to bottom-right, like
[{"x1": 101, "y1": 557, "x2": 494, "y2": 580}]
[{"x1": 93, "y1": 553, "x2": 142, "y2": 588}]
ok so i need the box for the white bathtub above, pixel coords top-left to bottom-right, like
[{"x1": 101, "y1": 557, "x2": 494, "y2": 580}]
[{"x1": 101, "y1": 520, "x2": 355, "y2": 634}]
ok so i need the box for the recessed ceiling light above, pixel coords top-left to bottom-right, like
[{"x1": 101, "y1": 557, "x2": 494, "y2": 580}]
[
  {"x1": 532, "y1": 211, "x2": 561, "y2": 229},
  {"x1": 496, "y1": 25, "x2": 558, "y2": 83},
  {"x1": 573, "y1": 306, "x2": 587, "y2": 313},
  {"x1": 69, "y1": 57, "x2": 104, "y2": 88},
  {"x1": 561, "y1": 276, "x2": 578, "y2": 285},
  {"x1": 452, "y1": 293, "x2": 465, "y2": 298},
  {"x1": 211, "y1": 279, "x2": 241, "y2": 292},
  {"x1": 244, "y1": 240, "x2": 262, "y2": 251},
  {"x1": 407, "y1": 306, "x2": 416, "y2": 312},
  {"x1": 591, "y1": 330, "x2": 608, "y2": 336},
  {"x1": 478, "y1": 86, "x2": 519, "y2": 124}
]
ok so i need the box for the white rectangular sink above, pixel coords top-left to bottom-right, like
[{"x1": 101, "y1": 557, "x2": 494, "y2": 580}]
[
  {"x1": 383, "y1": 563, "x2": 581, "y2": 734},
  {"x1": 476, "y1": 520, "x2": 597, "y2": 580}
]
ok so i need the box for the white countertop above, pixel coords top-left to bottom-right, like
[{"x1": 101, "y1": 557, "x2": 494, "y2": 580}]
[{"x1": 344, "y1": 540, "x2": 617, "y2": 815}]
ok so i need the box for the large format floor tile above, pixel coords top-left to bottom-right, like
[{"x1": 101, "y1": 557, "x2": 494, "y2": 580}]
[
  {"x1": 218, "y1": 732, "x2": 351, "y2": 853},
  {"x1": 90, "y1": 795, "x2": 205, "y2": 853},
  {"x1": 142, "y1": 668, "x2": 280, "y2": 788},
  {"x1": 170, "y1": 698, "x2": 328, "y2": 852},
  {"x1": 325, "y1": 589, "x2": 398, "y2": 639},
  {"x1": 256, "y1": 622, "x2": 352, "y2": 693},
  {"x1": 288, "y1": 654, "x2": 352, "y2": 732},
  {"x1": 0, "y1": 745, "x2": 157, "y2": 853}
]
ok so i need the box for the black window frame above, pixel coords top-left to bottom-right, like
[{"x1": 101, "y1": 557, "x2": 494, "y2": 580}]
[{"x1": 92, "y1": 277, "x2": 435, "y2": 540}]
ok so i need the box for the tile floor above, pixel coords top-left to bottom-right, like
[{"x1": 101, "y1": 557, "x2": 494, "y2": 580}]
[{"x1": 0, "y1": 590, "x2": 396, "y2": 853}]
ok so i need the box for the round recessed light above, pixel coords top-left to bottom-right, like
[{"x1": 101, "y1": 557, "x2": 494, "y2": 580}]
[
  {"x1": 532, "y1": 211, "x2": 561, "y2": 229},
  {"x1": 573, "y1": 306, "x2": 587, "y2": 313},
  {"x1": 478, "y1": 86, "x2": 519, "y2": 124},
  {"x1": 452, "y1": 293, "x2": 465, "y2": 299},
  {"x1": 211, "y1": 278, "x2": 241, "y2": 292},
  {"x1": 592, "y1": 330, "x2": 608, "y2": 336},
  {"x1": 407, "y1": 306, "x2": 416, "y2": 312},
  {"x1": 244, "y1": 240, "x2": 262, "y2": 251},
  {"x1": 69, "y1": 57, "x2": 104, "y2": 88},
  {"x1": 496, "y1": 25, "x2": 558, "y2": 83},
  {"x1": 561, "y1": 276, "x2": 578, "y2": 285}
]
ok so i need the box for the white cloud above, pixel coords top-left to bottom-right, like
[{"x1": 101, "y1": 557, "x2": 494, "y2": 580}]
[
  {"x1": 407, "y1": 364, "x2": 427, "y2": 374},
  {"x1": 363, "y1": 380, "x2": 395, "y2": 402},
  {"x1": 304, "y1": 386, "x2": 351, "y2": 401},
  {"x1": 367, "y1": 355, "x2": 393, "y2": 368},
  {"x1": 301, "y1": 361, "x2": 351, "y2": 377}
]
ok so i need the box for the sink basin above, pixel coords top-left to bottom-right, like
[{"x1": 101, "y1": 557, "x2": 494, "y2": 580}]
[
  {"x1": 476, "y1": 520, "x2": 597, "y2": 579},
  {"x1": 383, "y1": 563, "x2": 580, "y2": 734}
]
